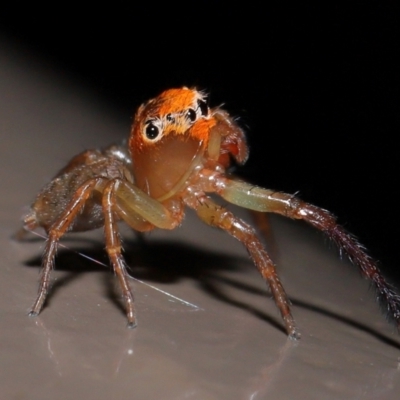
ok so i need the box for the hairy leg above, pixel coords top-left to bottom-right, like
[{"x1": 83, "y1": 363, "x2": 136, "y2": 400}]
[
  {"x1": 29, "y1": 178, "x2": 103, "y2": 316},
  {"x1": 195, "y1": 195, "x2": 300, "y2": 339},
  {"x1": 102, "y1": 181, "x2": 136, "y2": 328},
  {"x1": 217, "y1": 177, "x2": 400, "y2": 329}
]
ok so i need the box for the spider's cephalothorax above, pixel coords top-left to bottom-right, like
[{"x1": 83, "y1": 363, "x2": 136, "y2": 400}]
[
  {"x1": 20, "y1": 87, "x2": 400, "y2": 339},
  {"x1": 129, "y1": 87, "x2": 247, "y2": 200}
]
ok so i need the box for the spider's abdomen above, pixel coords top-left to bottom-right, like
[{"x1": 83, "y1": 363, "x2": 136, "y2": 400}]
[{"x1": 28, "y1": 146, "x2": 133, "y2": 233}]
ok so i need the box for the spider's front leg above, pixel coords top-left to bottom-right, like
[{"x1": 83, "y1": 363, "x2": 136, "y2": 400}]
[
  {"x1": 216, "y1": 177, "x2": 400, "y2": 330},
  {"x1": 28, "y1": 178, "x2": 104, "y2": 317},
  {"x1": 102, "y1": 181, "x2": 136, "y2": 328},
  {"x1": 28, "y1": 174, "x2": 181, "y2": 326},
  {"x1": 80, "y1": 177, "x2": 168, "y2": 328},
  {"x1": 103, "y1": 179, "x2": 184, "y2": 327},
  {"x1": 194, "y1": 196, "x2": 300, "y2": 340}
]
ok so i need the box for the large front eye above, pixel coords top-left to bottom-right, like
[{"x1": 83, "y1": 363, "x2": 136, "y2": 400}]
[{"x1": 144, "y1": 121, "x2": 160, "y2": 140}]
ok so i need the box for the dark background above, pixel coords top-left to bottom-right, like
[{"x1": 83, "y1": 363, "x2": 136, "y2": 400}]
[{"x1": 1, "y1": 4, "x2": 399, "y2": 280}]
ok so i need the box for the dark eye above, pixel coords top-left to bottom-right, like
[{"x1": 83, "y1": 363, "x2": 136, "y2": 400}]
[
  {"x1": 166, "y1": 113, "x2": 175, "y2": 122},
  {"x1": 144, "y1": 122, "x2": 160, "y2": 140},
  {"x1": 197, "y1": 99, "x2": 208, "y2": 116},
  {"x1": 187, "y1": 108, "x2": 196, "y2": 122}
]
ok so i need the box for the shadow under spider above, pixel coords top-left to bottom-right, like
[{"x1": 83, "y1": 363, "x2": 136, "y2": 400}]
[
  {"x1": 23, "y1": 237, "x2": 400, "y2": 348},
  {"x1": 24, "y1": 238, "x2": 250, "y2": 318}
]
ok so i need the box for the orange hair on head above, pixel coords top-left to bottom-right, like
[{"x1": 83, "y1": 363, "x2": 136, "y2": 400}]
[
  {"x1": 157, "y1": 87, "x2": 198, "y2": 116},
  {"x1": 189, "y1": 118, "x2": 216, "y2": 143}
]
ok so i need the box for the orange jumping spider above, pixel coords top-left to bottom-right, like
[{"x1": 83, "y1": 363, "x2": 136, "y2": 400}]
[{"x1": 19, "y1": 87, "x2": 400, "y2": 339}]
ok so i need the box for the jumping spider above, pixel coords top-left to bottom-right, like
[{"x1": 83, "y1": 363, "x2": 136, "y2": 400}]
[{"x1": 19, "y1": 87, "x2": 400, "y2": 339}]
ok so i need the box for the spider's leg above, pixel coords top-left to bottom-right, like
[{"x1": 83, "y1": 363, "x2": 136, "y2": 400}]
[
  {"x1": 107, "y1": 180, "x2": 185, "y2": 326},
  {"x1": 217, "y1": 178, "x2": 400, "y2": 330},
  {"x1": 29, "y1": 178, "x2": 104, "y2": 317},
  {"x1": 102, "y1": 180, "x2": 136, "y2": 328},
  {"x1": 250, "y1": 211, "x2": 280, "y2": 261},
  {"x1": 194, "y1": 195, "x2": 300, "y2": 340}
]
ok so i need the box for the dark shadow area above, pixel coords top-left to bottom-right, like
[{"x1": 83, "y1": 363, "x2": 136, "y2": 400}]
[
  {"x1": 199, "y1": 272, "x2": 400, "y2": 348},
  {"x1": 292, "y1": 299, "x2": 400, "y2": 350},
  {"x1": 23, "y1": 237, "x2": 400, "y2": 347},
  {"x1": 23, "y1": 238, "x2": 245, "y2": 277},
  {"x1": 199, "y1": 277, "x2": 287, "y2": 336},
  {"x1": 23, "y1": 238, "x2": 247, "y2": 317}
]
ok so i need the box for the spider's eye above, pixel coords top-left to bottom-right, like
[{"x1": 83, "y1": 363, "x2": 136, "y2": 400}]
[
  {"x1": 166, "y1": 113, "x2": 174, "y2": 122},
  {"x1": 197, "y1": 99, "x2": 208, "y2": 116},
  {"x1": 144, "y1": 121, "x2": 160, "y2": 140},
  {"x1": 186, "y1": 108, "x2": 196, "y2": 122}
]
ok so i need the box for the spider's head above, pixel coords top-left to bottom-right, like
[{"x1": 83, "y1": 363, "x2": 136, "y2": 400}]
[
  {"x1": 130, "y1": 87, "x2": 214, "y2": 151},
  {"x1": 129, "y1": 87, "x2": 216, "y2": 198}
]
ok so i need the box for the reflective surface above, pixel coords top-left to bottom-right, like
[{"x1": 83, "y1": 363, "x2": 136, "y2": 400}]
[{"x1": 1, "y1": 38, "x2": 400, "y2": 399}]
